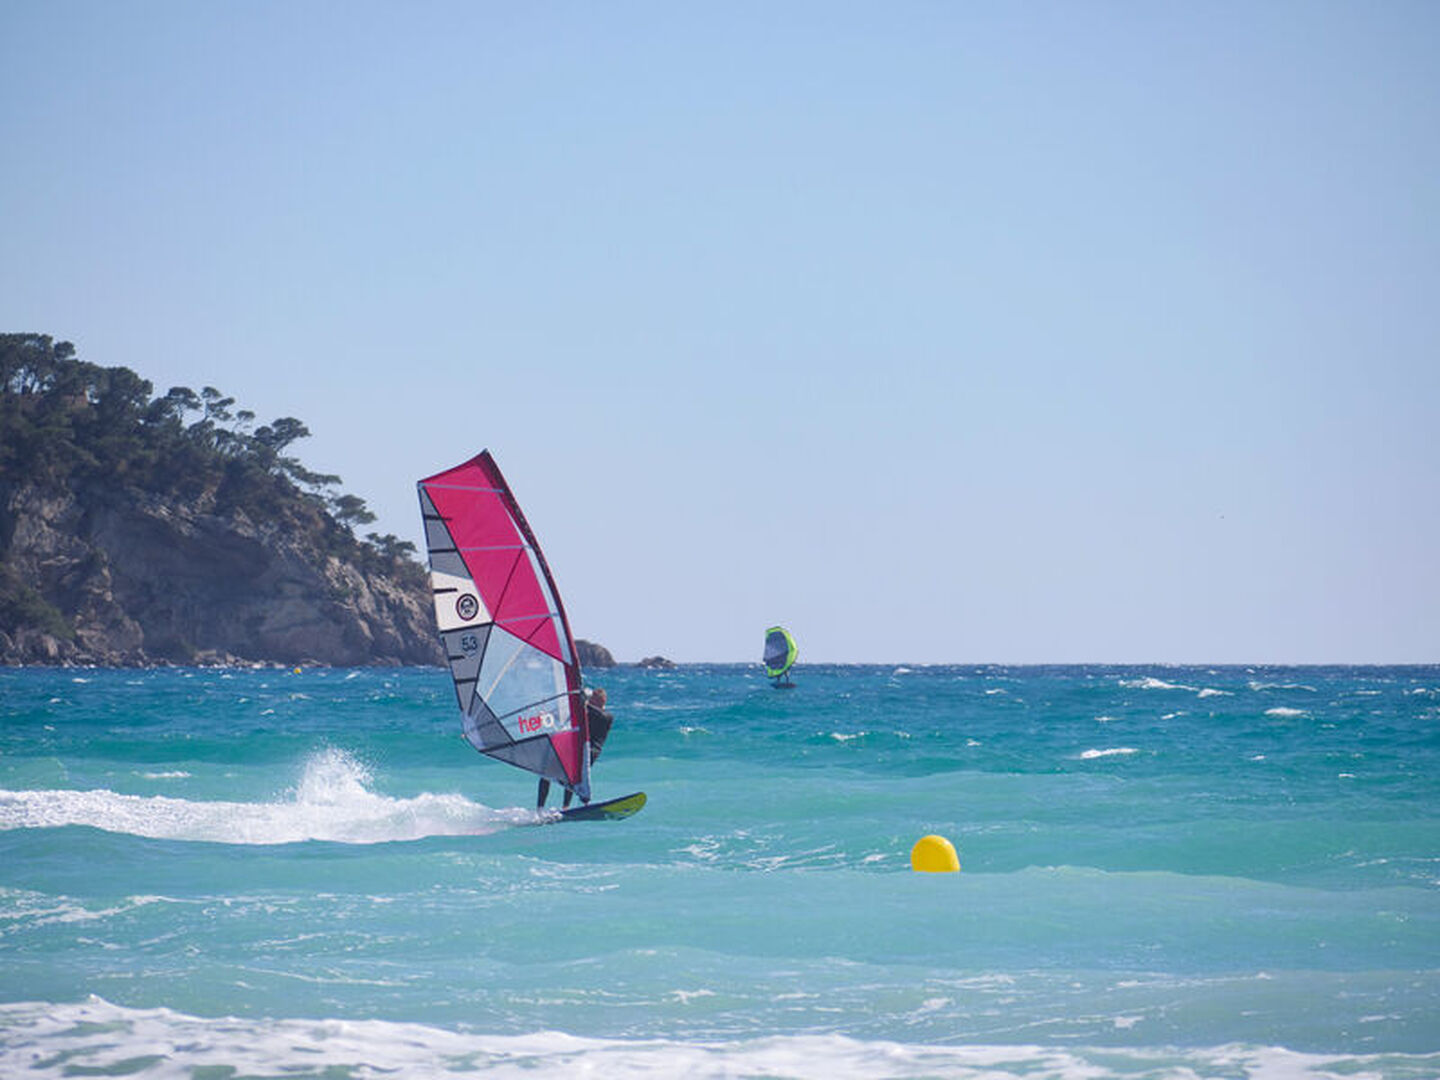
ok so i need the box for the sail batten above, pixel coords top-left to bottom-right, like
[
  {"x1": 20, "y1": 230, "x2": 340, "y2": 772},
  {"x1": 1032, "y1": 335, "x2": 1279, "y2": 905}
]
[{"x1": 418, "y1": 451, "x2": 589, "y2": 801}]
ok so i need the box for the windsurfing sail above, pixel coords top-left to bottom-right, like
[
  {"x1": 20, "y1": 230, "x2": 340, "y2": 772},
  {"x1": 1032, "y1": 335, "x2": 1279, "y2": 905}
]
[
  {"x1": 763, "y1": 625, "x2": 798, "y2": 682},
  {"x1": 418, "y1": 451, "x2": 590, "y2": 803}
]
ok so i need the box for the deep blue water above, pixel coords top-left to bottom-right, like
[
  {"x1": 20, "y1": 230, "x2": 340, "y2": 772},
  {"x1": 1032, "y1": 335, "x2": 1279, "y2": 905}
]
[{"x1": 1, "y1": 664, "x2": 1438, "y2": 1078}]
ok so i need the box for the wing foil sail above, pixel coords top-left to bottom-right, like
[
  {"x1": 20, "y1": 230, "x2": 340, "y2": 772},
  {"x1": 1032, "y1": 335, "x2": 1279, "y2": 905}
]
[
  {"x1": 764, "y1": 626, "x2": 798, "y2": 679},
  {"x1": 418, "y1": 452, "x2": 589, "y2": 801}
]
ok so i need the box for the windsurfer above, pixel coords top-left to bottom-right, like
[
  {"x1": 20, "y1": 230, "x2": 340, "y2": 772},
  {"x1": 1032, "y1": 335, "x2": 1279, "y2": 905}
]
[{"x1": 538, "y1": 687, "x2": 614, "y2": 809}]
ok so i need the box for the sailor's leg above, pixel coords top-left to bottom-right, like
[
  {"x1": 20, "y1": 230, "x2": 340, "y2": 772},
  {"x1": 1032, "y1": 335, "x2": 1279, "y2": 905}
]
[{"x1": 537, "y1": 778, "x2": 550, "y2": 808}]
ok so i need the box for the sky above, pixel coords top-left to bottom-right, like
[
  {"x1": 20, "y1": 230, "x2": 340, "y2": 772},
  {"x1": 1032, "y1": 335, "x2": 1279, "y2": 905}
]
[{"x1": 2, "y1": 1, "x2": 1436, "y2": 664}]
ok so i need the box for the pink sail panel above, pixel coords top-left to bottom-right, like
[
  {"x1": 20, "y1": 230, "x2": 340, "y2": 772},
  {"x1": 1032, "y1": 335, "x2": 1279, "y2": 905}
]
[{"x1": 421, "y1": 455, "x2": 564, "y2": 662}]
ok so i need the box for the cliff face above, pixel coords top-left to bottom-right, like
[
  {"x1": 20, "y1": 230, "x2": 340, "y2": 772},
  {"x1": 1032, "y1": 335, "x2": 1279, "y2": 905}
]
[{"x1": 0, "y1": 479, "x2": 443, "y2": 667}]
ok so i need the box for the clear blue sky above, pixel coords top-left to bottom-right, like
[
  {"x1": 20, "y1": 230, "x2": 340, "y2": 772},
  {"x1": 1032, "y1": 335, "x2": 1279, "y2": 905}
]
[{"x1": 3, "y1": 1, "x2": 1436, "y2": 663}]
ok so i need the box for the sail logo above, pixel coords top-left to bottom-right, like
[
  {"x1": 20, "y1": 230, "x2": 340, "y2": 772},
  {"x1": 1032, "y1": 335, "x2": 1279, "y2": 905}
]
[
  {"x1": 517, "y1": 711, "x2": 558, "y2": 734},
  {"x1": 455, "y1": 594, "x2": 479, "y2": 621}
]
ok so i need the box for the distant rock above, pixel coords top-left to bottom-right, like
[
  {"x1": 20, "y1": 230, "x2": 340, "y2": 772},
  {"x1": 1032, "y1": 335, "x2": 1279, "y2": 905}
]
[
  {"x1": 636, "y1": 655, "x2": 677, "y2": 669},
  {"x1": 575, "y1": 639, "x2": 615, "y2": 668}
]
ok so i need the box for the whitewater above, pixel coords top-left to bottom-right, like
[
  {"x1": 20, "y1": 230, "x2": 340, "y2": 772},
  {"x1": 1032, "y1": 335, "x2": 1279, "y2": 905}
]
[{"x1": 1, "y1": 664, "x2": 1437, "y2": 1078}]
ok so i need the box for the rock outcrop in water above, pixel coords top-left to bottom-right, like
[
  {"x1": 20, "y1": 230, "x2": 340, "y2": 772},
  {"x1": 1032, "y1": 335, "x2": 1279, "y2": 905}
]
[{"x1": 575, "y1": 639, "x2": 616, "y2": 668}]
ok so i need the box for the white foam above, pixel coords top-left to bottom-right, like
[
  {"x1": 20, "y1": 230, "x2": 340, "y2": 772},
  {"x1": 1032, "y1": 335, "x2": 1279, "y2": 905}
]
[
  {"x1": 0, "y1": 888, "x2": 178, "y2": 930},
  {"x1": 1119, "y1": 677, "x2": 1196, "y2": 692},
  {"x1": 1079, "y1": 747, "x2": 1140, "y2": 760},
  {"x1": 1265, "y1": 707, "x2": 1308, "y2": 718},
  {"x1": 0, "y1": 749, "x2": 533, "y2": 844},
  {"x1": 0, "y1": 998, "x2": 1428, "y2": 1080},
  {"x1": 1197, "y1": 688, "x2": 1231, "y2": 698}
]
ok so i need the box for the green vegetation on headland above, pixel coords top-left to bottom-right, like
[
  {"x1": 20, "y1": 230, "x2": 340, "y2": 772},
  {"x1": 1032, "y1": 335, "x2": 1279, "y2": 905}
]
[
  {"x1": 1, "y1": 333, "x2": 413, "y2": 563},
  {"x1": 0, "y1": 334, "x2": 438, "y2": 666}
]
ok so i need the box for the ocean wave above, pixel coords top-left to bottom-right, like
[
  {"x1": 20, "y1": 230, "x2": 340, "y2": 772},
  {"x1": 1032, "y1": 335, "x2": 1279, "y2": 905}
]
[
  {"x1": 1265, "y1": 707, "x2": 1309, "y2": 718},
  {"x1": 1079, "y1": 747, "x2": 1140, "y2": 760},
  {"x1": 1119, "y1": 677, "x2": 1196, "y2": 692},
  {"x1": 0, "y1": 998, "x2": 1432, "y2": 1080},
  {"x1": 0, "y1": 748, "x2": 534, "y2": 844}
]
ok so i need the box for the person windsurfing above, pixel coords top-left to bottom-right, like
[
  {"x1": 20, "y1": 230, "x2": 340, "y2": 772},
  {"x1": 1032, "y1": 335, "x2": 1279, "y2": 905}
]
[{"x1": 537, "y1": 687, "x2": 613, "y2": 809}]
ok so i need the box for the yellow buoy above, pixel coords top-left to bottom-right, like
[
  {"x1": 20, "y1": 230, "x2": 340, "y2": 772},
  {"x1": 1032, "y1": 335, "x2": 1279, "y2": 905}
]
[{"x1": 910, "y1": 834, "x2": 960, "y2": 873}]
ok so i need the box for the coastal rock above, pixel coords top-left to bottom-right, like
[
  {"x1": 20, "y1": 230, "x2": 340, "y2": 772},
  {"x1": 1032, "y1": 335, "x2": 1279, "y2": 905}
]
[
  {"x1": 636, "y1": 655, "x2": 677, "y2": 669},
  {"x1": 575, "y1": 639, "x2": 615, "y2": 668}
]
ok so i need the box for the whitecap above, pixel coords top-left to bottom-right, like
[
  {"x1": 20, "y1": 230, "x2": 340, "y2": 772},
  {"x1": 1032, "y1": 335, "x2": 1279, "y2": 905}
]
[
  {"x1": 5, "y1": 998, "x2": 1417, "y2": 1080},
  {"x1": 1079, "y1": 747, "x2": 1139, "y2": 759},
  {"x1": 1265, "y1": 707, "x2": 1307, "y2": 718},
  {"x1": 0, "y1": 748, "x2": 524, "y2": 844},
  {"x1": 1119, "y1": 677, "x2": 1196, "y2": 692}
]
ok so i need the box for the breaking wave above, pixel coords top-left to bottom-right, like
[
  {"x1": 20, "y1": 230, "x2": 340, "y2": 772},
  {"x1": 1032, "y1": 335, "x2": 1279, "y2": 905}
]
[
  {"x1": 1, "y1": 998, "x2": 1432, "y2": 1080},
  {"x1": 0, "y1": 748, "x2": 535, "y2": 844}
]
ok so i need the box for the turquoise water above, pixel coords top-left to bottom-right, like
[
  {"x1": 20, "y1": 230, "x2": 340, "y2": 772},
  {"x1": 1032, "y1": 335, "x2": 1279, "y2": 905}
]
[{"x1": 2, "y1": 664, "x2": 1438, "y2": 1078}]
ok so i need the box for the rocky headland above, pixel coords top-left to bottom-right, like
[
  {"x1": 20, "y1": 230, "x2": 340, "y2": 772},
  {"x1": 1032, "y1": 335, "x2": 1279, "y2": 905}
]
[
  {"x1": 0, "y1": 335, "x2": 636, "y2": 670},
  {"x1": 0, "y1": 335, "x2": 439, "y2": 667}
]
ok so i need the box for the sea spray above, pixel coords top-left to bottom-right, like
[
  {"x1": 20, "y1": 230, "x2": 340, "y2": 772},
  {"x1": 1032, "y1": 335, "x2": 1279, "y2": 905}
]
[{"x1": 0, "y1": 747, "x2": 527, "y2": 844}]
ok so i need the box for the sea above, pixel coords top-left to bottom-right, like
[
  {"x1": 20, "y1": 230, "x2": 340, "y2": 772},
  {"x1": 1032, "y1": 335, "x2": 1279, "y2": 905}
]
[{"x1": 1, "y1": 663, "x2": 1438, "y2": 1079}]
